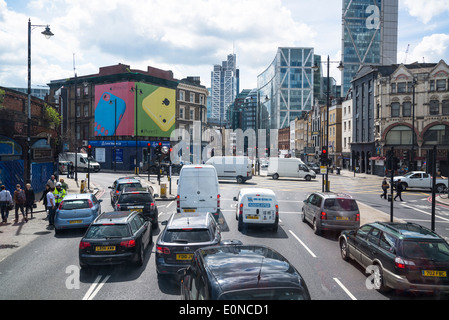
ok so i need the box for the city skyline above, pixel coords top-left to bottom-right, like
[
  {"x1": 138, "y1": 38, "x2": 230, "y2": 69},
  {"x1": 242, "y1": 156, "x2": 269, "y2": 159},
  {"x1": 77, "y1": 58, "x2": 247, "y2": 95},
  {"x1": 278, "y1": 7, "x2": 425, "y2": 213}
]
[{"x1": 0, "y1": 0, "x2": 448, "y2": 91}]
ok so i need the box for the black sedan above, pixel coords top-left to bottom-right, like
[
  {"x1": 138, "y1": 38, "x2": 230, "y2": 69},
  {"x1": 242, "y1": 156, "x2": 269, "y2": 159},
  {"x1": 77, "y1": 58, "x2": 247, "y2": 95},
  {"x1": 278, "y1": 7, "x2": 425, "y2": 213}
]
[
  {"x1": 115, "y1": 187, "x2": 159, "y2": 229},
  {"x1": 79, "y1": 211, "x2": 152, "y2": 269},
  {"x1": 179, "y1": 244, "x2": 311, "y2": 300}
]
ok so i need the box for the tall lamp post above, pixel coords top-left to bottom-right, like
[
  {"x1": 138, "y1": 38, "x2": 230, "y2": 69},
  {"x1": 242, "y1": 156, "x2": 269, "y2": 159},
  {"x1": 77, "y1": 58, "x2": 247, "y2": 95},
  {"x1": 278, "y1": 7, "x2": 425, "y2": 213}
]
[
  {"x1": 27, "y1": 19, "x2": 54, "y2": 182},
  {"x1": 313, "y1": 56, "x2": 344, "y2": 192},
  {"x1": 411, "y1": 77, "x2": 417, "y2": 171}
]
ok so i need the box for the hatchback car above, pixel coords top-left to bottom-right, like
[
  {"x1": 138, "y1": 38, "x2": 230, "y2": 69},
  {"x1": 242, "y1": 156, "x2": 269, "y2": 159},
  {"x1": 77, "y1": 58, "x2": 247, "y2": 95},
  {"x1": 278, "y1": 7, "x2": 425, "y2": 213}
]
[
  {"x1": 339, "y1": 222, "x2": 449, "y2": 293},
  {"x1": 156, "y1": 212, "x2": 221, "y2": 276},
  {"x1": 79, "y1": 211, "x2": 152, "y2": 269},
  {"x1": 54, "y1": 193, "x2": 102, "y2": 234},
  {"x1": 115, "y1": 187, "x2": 159, "y2": 229},
  {"x1": 109, "y1": 177, "x2": 142, "y2": 206},
  {"x1": 301, "y1": 192, "x2": 360, "y2": 235},
  {"x1": 179, "y1": 244, "x2": 311, "y2": 300}
]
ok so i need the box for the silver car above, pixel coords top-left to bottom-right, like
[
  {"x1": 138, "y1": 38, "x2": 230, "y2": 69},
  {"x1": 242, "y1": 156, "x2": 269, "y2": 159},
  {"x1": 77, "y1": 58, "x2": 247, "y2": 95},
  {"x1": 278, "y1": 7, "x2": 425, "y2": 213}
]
[{"x1": 301, "y1": 192, "x2": 360, "y2": 235}]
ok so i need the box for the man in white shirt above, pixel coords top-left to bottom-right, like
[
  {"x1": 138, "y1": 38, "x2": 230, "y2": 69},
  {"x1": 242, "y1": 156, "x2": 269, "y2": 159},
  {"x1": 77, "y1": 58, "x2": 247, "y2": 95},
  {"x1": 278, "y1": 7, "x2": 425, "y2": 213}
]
[
  {"x1": 46, "y1": 187, "x2": 56, "y2": 226},
  {"x1": 0, "y1": 185, "x2": 12, "y2": 224}
]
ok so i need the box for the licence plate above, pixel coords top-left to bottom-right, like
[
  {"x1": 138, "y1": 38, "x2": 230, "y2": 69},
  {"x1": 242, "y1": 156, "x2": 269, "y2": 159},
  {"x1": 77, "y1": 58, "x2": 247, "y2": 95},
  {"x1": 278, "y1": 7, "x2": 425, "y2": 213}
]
[
  {"x1": 247, "y1": 215, "x2": 259, "y2": 220},
  {"x1": 69, "y1": 220, "x2": 82, "y2": 224},
  {"x1": 184, "y1": 209, "x2": 195, "y2": 213},
  {"x1": 176, "y1": 254, "x2": 193, "y2": 260},
  {"x1": 132, "y1": 209, "x2": 143, "y2": 212},
  {"x1": 336, "y1": 217, "x2": 349, "y2": 220},
  {"x1": 422, "y1": 270, "x2": 447, "y2": 277},
  {"x1": 96, "y1": 246, "x2": 116, "y2": 252}
]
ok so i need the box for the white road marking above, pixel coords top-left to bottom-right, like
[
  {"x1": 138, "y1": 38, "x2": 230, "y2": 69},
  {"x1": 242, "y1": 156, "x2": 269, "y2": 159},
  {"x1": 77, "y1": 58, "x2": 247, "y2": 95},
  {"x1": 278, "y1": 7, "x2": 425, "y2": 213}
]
[
  {"x1": 333, "y1": 278, "x2": 357, "y2": 300},
  {"x1": 288, "y1": 230, "x2": 317, "y2": 258},
  {"x1": 82, "y1": 274, "x2": 111, "y2": 300}
]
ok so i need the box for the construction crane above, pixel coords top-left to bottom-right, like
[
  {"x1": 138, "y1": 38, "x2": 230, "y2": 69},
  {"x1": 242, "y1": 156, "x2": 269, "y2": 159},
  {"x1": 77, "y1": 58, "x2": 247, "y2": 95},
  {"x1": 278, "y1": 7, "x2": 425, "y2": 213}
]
[{"x1": 404, "y1": 44, "x2": 410, "y2": 64}]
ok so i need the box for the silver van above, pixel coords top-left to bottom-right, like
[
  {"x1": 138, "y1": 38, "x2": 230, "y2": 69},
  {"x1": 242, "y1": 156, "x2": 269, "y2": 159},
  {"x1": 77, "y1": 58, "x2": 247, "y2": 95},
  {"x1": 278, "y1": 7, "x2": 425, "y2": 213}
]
[{"x1": 301, "y1": 192, "x2": 360, "y2": 235}]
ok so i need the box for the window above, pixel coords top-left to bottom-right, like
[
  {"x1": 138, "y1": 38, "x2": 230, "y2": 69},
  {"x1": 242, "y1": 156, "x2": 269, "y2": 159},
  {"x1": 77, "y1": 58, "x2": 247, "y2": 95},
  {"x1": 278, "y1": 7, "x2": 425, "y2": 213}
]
[
  {"x1": 391, "y1": 102, "x2": 400, "y2": 117},
  {"x1": 76, "y1": 105, "x2": 81, "y2": 118},
  {"x1": 367, "y1": 228, "x2": 381, "y2": 245},
  {"x1": 397, "y1": 82, "x2": 406, "y2": 93},
  {"x1": 391, "y1": 83, "x2": 396, "y2": 94},
  {"x1": 430, "y1": 100, "x2": 439, "y2": 115},
  {"x1": 437, "y1": 79, "x2": 447, "y2": 92},
  {"x1": 443, "y1": 100, "x2": 449, "y2": 115},
  {"x1": 83, "y1": 105, "x2": 89, "y2": 117},
  {"x1": 403, "y1": 101, "x2": 411, "y2": 117},
  {"x1": 379, "y1": 232, "x2": 396, "y2": 254},
  {"x1": 179, "y1": 106, "x2": 185, "y2": 119},
  {"x1": 190, "y1": 109, "x2": 195, "y2": 121},
  {"x1": 190, "y1": 92, "x2": 195, "y2": 103},
  {"x1": 83, "y1": 86, "x2": 89, "y2": 96},
  {"x1": 385, "y1": 125, "x2": 413, "y2": 145},
  {"x1": 179, "y1": 91, "x2": 185, "y2": 101},
  {"x1": 356, "y1": 225, "x2": 372, "y2": 240}
]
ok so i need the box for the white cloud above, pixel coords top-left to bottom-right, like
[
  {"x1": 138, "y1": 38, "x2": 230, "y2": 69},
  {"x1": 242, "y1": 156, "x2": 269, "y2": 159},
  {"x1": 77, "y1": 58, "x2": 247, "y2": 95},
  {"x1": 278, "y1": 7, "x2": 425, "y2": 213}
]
[{"x1": 401, "y1": 0, "x2": 449, "y2": 24}]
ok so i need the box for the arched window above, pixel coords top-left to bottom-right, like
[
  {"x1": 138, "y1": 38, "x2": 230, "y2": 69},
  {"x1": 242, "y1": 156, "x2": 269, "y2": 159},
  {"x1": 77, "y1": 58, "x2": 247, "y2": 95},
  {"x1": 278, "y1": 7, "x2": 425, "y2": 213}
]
[
  {"x1": 0, "y1": 136, "x2": 22, "y2": 156},
  {"x1": 385, "y1": 125, "x2": 414, "y2": 145},
  {"x1": 423, "y1": 124, "x2": 449, "y2": 146}
]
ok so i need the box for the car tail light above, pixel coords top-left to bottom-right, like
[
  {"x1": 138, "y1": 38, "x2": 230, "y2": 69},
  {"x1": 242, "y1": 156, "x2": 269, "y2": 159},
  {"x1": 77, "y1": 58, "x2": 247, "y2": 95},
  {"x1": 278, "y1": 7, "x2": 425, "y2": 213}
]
[
  {"x1": 120, "y1": 240, "x2": 136, "y2": 248},
  {"x1": 88, "y1": 199, "x2": 93, "y2": 208},
  {"x1": 116, "y1": 203, "x2": 121, "y2": 210},
  {"x1": 157, "y1": 246, "x2": 170, "y2": 255},
  {"x1": 395, "y1": 257, "x2": 417, "y2": 270},
  {"x1": 320, "y1": 211, "x2": 327, "y2": 220},
  {"x1": 275, "y1": 204, "x2": 279, "y2": 217},
  {"x1": 217, "y1": 194, "x2": 220, "y2": 209},
  {"x1": 150, "y1": 202, "x2": 155, "y2": 210},
  {"x1": 239, "y1": 203, "x2": 243, "y2": 216},
  {"x1": 177, "y1": 195, "x2": 180, "y2": 209},
  {"x1": 355, "y1": 213, "x2": 360, "y2": 221},
  {"x1": 58, "y1": 201, "x2": 64, "y2": 210},
  {"x1": 79, "y1": 241, "x2": 91, "y2": 249}
]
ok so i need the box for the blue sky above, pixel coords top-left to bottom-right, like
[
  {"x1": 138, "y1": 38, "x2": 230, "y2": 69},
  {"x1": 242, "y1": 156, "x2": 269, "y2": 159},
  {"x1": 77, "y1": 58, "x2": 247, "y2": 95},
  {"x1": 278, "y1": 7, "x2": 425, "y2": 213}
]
[{"x1": 0, "y1": 0, "x2": 448, "y2": 90}]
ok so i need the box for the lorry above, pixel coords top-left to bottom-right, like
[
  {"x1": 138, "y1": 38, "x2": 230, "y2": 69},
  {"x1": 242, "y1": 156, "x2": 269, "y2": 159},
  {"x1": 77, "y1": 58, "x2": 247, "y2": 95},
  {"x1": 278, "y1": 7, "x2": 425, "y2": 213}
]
[
  {"x1": 59, "y1": 152, "x2": 101, "y2": 172},
  {"x1": 393, "y1": 171, "x2": 448, "y2": 192},
  {"x1": 205, "y1": 156, "x2": 252, "y2": 184},
  {"x1": 267, "y1": 157, "x2": 316, "y2": 181}
]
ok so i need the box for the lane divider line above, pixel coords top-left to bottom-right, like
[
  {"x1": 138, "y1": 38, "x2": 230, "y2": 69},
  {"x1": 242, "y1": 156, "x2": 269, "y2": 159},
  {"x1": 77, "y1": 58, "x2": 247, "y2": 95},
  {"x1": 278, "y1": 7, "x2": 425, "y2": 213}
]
[
  {"x1": 288, "y1": 230, "x2": 317, "y2": 258},
  {"x1": 82, "y1": 274, "x2": 111, "y2": 300},
  {"x1": 333, "y1": 277, "x2": 357, "y2": 300}
]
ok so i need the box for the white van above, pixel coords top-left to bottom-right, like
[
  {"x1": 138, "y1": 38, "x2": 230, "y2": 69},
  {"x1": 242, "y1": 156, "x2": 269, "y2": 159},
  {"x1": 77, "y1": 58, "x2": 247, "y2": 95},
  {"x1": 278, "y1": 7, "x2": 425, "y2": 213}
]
[
  {"x1": 177, "y1": 165, "x2": 220, "y2": 219},
  {"x1": 233, "y1": 188, "x2": 279, "y2": 232},
  {"x1": 59, "y1": 152, "x2": 101, "y2": 172},
  {"x1": 205, "y1": 156, "x2": 252, "y2": 184},
  {"x1": 267, "y1": 158, "x2": 315, "y2": 181}
]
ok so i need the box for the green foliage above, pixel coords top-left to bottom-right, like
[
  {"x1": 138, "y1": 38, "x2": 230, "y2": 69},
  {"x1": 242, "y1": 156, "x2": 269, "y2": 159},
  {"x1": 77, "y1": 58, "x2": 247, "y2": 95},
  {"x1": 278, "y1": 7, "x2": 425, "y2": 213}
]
[{"x1": 45, "y1": 104, "x2": 61, "y2": 129}]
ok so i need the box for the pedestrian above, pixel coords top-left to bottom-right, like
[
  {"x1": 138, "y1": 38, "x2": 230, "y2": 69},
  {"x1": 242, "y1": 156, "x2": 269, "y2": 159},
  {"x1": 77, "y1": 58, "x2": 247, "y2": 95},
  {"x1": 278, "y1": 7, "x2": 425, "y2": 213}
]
[
  {"x1": 59, "y1": 178, "x2": 68, "y2": 191},
  {"x1": 39, "y1": 184, "x2": 50, "y2": 216},
  {"x1": 80, "y1": 180, "x2": 86, "y2": 193},
  {"x1": 47, "y1": 175, "x2": 56, "y2": 189},
  {"x1": 54, "y1": 182, "x2": 67, "y2": 206},
  {"x1": 394, "y1": 179, "x2": 404, "y2": 201},
  {"x1": 24, "y1": 183, "x2": 35, "y2": 220},
  {"x1": 0, "y1": 185, "x2": 13, "y2": 224},
  {"x1": 66, "y1": 162, "x2": 71, "y2": 179},
  {"x1": 47, "y1": 187, "x2": 56, "y2": 227},
  {"x1": 13, "y1": 184, "x2": 27, "y2": 223},
  {"x1": 380, "y1": 178, "x2": 389, "y2": 199}
]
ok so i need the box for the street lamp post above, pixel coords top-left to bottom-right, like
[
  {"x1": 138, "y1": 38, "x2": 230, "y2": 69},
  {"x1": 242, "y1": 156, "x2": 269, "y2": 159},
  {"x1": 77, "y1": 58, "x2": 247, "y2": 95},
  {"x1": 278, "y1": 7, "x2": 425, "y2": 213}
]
[
  {"x1": 27, "y1": 19, "x2": 54, "y2": 182},
  {"x1": 411, "y1": 78, "x2": 417, "y2": 171}
]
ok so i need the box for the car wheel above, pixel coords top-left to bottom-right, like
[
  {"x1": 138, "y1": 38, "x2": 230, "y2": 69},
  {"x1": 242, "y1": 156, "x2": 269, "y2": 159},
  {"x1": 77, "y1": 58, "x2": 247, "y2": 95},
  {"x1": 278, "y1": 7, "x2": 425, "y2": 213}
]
[
  {"x1": 236, "y1": 176, "x2": 244, "y2": 184},
  {"x1": 305, "y1": 175, "x2": 312, "y2": 181},
  {"x1": 340, "y1": 238, "x2": 349, "y2": 261},
  {"x1": 272, "y1": 173, "x2": 279, "y2": 180},
  {"x1": 371, "y1": 264, "x2": 389, "y2": 292},
  {"x1": 313, "y1": 219, "x2": 321, "y2": 235},
  {"x1": 238, "y1": 215, "x2": 244, "y2": 232}
]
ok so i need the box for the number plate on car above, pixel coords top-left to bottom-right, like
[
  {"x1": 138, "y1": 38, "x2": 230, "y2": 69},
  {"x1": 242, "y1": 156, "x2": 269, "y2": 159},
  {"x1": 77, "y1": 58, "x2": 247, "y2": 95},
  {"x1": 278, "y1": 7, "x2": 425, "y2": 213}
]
[
  {"x1": 336, "y1": 217, "x2": 349, "y2": 220},
  {"x1": 184, "y1": 209, "x2": 196, "y2": 213},
  {"x1": 69, "y1": 220, "x2": 82, "y2": 224},
  {"x1": 176, "y1": 254, "x2": 193, "y2": 260},
  {"x1": 96, "y1": 246, "x2": 116, "y2": 252},
  {"x1": 422, "y1": 270, "x2": 447, "y2": 277}
]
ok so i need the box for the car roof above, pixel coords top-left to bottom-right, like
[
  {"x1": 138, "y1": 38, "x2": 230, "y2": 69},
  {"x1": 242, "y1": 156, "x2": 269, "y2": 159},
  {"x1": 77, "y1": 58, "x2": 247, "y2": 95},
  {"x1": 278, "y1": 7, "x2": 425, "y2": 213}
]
[
  {"x1": 121, "y1": 187, "x2": 150, "y2": 194},
  {"x1": 372, "y1": 222, "x2": 444, "y2": 241},
  {"x1": 198, "y1": 245, "x2": 305, "y2": 295},
  {"x1": 239, "y1": 188, "x2": 276, "y2": 197},
  {"x1": 61, "y1": 193, "x2": 93, "y2": 200},
  {"x1": 312, "y1": 192, "x2": 353, "y2": 199},
  {"x1": 93, "y1": 211, "x2": 137, "y2": 224},
  {"x1": 167, "y1": 212, "x2": 212, "y2": 229},
  {"x1": 116, "y1": 178, "x2": 140, "y2": 184}
]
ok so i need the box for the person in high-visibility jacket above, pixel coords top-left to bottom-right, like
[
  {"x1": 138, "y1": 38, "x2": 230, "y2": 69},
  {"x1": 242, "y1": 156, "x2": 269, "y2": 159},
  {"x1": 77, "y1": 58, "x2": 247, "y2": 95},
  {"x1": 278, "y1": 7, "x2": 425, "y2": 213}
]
[{"x1": 54, "y1": 182, "x2": 67, "y2": 206}]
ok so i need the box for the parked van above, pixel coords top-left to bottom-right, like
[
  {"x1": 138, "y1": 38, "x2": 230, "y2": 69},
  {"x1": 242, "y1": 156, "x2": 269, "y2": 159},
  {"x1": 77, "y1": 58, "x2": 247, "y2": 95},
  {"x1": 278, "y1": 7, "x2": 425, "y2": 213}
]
[
  {"x1": 267, "y1": 158, "x2": 315, "y2": 181},
  {"x1": 59, "y1": 152, "x2": 101, "y2": 172},
  {"x1": 177, "y1": 165, "x2": 220, "y2": 220},
  {"x1": 233, "y1": 188, "x2": 279, "y2": 232},
  {"x1": 206, "y1": 156, "x2": 252, "y2": 184}
]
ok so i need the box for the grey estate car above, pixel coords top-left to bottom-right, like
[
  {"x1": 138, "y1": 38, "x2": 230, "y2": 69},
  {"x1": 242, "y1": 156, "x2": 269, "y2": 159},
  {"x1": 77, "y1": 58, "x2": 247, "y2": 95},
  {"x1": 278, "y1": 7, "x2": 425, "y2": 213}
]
[{"x1": 301, "y1": 192, "x2": 360, "y2": 235}]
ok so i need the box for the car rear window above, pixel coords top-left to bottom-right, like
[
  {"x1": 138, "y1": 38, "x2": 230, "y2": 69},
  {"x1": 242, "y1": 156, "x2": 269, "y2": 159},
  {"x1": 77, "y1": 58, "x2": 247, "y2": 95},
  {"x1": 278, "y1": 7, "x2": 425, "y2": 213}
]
[
  {"x1": 219, "y1": 288, "x2": 309, "y2": 300},
  {"x1": 324, "y1": 198, "x2": 358, "y2": 211},
  {"x1": 61, "y1": 200, "x2": 91, "y2": 210},
  {"x1": 85, "y1": 224, "x2": 131, "y2": 239},
  {"x1": 118, "y1": 183, "x2": 142, "y2": 191},
  {"x1": 402, "y1": 240, "x2": 449, "y2": 261},
  {"x1": 163, "y1": 228, "x2": 212, "y2": 243},
  {"x1": 118, "y1": 193, "x2": 153, "y2": 203}
]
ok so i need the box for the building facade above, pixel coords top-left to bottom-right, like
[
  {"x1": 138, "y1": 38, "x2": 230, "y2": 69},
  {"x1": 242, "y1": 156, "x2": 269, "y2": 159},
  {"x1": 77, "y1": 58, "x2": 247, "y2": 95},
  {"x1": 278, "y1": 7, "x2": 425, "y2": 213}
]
[{"x1": 341, "y1": 0, "x2": 398, "y2": 96}]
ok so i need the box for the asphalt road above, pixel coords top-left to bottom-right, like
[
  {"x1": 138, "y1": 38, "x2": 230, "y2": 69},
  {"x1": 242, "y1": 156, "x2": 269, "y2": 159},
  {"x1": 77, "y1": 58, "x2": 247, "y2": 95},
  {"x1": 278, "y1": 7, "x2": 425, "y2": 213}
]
[{"x1": 1, "y1": 170, "x2": 448, "y2": 301}]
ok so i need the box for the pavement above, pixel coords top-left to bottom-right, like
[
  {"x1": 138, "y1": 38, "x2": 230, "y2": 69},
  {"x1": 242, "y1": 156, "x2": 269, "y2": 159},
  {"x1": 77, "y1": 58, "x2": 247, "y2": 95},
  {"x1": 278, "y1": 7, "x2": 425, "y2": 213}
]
[{"x1": 0, "y1": 168, "x2": 446, "y2": 264}]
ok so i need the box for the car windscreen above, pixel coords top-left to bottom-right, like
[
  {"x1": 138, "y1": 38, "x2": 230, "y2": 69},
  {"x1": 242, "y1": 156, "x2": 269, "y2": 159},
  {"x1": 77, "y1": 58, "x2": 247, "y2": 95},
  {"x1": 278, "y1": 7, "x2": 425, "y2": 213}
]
[
  {"x1": 117, "y1": 183, "x2": 142, "y2": 191},
  {"x1": 219, "y1": 288, "x2": 309, "y2": 300},
  {"x1": 118, "y1": 193, "x2": 153, "y2": 203},
  {"x1": 402, "y1": 240, "x2": 449, "y2": 261},
  {"x1": 85, "y1": 224, "x2": 131, "y2": 239},
  {"x1": 163, "y1": 228, "x2": 212, "y2": 243},
  {"x1": 60, "y1": 199, "x2": 91, "y2": 210},
  {"x1": 323, "y1": 198, "x2": 358, "y2": 211}
]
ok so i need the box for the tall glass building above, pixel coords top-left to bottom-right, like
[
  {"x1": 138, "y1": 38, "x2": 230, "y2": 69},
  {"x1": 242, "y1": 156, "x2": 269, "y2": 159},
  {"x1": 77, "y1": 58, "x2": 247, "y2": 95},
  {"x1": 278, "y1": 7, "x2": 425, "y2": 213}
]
[{"x1": 341, "y1": 0, "x2": 398, "y2": 96}]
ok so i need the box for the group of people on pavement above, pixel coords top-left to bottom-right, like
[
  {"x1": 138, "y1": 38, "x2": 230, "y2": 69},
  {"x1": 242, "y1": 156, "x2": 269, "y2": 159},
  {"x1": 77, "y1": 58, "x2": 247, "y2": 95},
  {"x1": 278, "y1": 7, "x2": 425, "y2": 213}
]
[
  {"x1": 380, "y1": 178, "x2": 404, "y2": 201},
  {"x1": 0, "y1": 174, "x2": 68, "y2": 226}
]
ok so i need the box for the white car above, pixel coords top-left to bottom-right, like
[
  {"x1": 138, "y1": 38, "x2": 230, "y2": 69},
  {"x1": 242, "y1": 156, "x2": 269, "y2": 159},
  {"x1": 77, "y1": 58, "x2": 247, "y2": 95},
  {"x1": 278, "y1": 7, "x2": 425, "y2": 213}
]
[{"x1": 234, "y1": 188, "x2": 279, "y2": 232}]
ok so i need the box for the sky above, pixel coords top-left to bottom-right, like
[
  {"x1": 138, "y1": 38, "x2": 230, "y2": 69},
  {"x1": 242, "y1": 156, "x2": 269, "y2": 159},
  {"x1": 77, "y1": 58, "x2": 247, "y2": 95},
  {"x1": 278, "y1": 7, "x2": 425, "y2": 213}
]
[{"x1": 0, "y1": 0, "x2": 449, "y2": 91}]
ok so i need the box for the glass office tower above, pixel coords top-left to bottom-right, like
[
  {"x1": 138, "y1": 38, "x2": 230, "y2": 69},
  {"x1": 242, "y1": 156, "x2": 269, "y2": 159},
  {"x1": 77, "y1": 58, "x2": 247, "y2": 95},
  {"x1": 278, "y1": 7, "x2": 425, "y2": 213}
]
[{"x1": 341, "y1": 0, "x2": 398, "y2": 96}]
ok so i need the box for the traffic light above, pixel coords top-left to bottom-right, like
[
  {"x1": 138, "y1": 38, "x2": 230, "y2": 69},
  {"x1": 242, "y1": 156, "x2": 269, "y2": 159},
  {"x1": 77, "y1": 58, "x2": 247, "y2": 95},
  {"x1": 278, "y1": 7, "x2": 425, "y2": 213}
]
[
  {"x1": 320, "y1": 147, "x2": 328, "y2": 165},
  {"x1": 87, "y1": 145, "x2": 92, "y2": 157},
  {"x1": 403, "y1": 150, "x2": 410, "y2": 163}
]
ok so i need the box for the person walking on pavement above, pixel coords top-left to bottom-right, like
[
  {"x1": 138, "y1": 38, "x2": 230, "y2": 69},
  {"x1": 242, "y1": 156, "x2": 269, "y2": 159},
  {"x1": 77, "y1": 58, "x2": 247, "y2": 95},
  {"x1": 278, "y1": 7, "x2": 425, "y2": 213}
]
[
  {"x1": 13, "y1": 184, "x2": 27, "y2": 223},
  {"x1": 39, "y1": 184, "x2": 50, "y2": 216},
  {"x1": 47, "y1": 187, "x2": 56, "y2": 227},
  {"x1": 59, "y1": 178, "x2": 68, "y2": 191},
  {"x1": 0, "y1": 185, "x2": 13, "y2": 224},
  {"x1": 394, "y1": 179, "x2": 404, "y2": 201},
  {"x1": 47, "y1": 175, "x2": 56, "y2": 190},
  {"x1": 380, "y1": 178, "x2": 389, "y2": 199},
  {"x1": 24, "y1": 183, "x2": 35, "y2": 220}
]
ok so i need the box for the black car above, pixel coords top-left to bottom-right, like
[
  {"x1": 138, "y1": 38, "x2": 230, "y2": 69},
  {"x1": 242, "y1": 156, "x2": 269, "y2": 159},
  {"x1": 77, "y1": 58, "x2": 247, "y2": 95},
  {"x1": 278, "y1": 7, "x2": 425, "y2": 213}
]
[
  {"x1": 339, "y1": 222, "x2": 449, "y2": 293},
  {"x1": 115, "y1": 187, "x2": 159, "y2": 229},
  {"x1": 179, "y1": 244, "x2": 311, "y2": 300},
  {"x1": 79, "y1": 211, "x2": 152, "y2": 269},
  {"x1": 109, "y1": 177, "x2": 142, "y2": 206},
  {"x1": 156, "y1": 212, "x2": 221, "y2": 276},
  {"x1": 306, "y1": 163, "x2": 320, "y2": 174}
]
